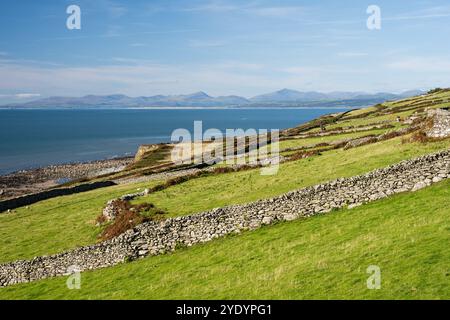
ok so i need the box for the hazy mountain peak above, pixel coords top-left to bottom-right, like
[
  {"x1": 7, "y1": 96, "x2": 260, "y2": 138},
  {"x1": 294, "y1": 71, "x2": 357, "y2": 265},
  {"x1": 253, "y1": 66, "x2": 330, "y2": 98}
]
[
  {"x1": 2, "y1": 89, "x2": 425, "y2": 108},
  {"x1": 251, "y1": 89, "x2": 328, "y2": 102},
  {"x1": 185, "y1": 91, "x2": 211, "y2": 99}
]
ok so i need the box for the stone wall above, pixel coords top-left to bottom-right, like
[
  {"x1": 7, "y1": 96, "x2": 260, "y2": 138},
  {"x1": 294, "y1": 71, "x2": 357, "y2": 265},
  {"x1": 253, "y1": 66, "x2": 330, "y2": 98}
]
[
  {"x1": 0, "y1": 181, "x2": 117, "y2": 213},
  {"x1": 0, "y1": 149, "x2": 449, "y2": 287}
]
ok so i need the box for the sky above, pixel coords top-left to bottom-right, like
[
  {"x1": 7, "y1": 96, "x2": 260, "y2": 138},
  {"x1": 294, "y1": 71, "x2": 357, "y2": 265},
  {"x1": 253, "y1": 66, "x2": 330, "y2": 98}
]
[{"x1": 1, "y1": 0, "x2": 450, "y2": 103}]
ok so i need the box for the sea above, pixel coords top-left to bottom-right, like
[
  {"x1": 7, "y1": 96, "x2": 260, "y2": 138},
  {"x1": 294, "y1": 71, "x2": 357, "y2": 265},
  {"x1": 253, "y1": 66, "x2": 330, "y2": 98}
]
[{"x1": 0, "y1": 108, "x2": 349, "y2": 175}]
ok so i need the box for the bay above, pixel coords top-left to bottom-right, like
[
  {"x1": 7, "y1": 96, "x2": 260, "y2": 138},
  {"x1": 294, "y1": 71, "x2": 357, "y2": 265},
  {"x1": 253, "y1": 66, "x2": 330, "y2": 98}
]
[{"x1": 0, "y1": 108, "x2": 348, "y2": 174}]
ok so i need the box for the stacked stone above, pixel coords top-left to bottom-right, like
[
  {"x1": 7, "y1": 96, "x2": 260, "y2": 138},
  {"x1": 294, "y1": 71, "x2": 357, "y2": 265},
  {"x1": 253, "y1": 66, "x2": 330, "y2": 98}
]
[{"x1": 426, "y1": 108, "x2": 450, "y2": 138}]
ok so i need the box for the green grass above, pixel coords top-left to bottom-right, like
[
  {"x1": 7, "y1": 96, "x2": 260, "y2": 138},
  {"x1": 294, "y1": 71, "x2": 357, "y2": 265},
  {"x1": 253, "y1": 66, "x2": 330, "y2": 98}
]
[
  {"x1": 1, "y1": 115, "x2": 449, "y2": 265},
  {"x1": 0, "y1": 180, "x2": 163, "y2": 264},
  {"x1": 324, "y1": 110, "x2": 415, "y2": 131},
  {"x1": 1, "y1": 137, "x2": 447, "y2": 265},
  {"x1": 1, "y1": 91, "x2": 449, "y2": 299},
  {"x1": 128, "y1": 144, "x2": 172, "y2": 170},
  {"x1": 134, "y1": 138, "x2": 450, "y2": 217},
  {"x1": 1, "y1": 179, "x2": 449, "y2": 300},
  {"x1": 279, "y1": 128, "x2": 390, "y2": 150}
]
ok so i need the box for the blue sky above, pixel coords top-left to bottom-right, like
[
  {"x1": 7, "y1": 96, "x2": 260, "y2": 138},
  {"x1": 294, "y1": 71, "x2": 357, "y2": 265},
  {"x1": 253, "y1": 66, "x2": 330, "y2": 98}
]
[{"x1": 1, "y1": 0, "x2": 450, "y2": 103}]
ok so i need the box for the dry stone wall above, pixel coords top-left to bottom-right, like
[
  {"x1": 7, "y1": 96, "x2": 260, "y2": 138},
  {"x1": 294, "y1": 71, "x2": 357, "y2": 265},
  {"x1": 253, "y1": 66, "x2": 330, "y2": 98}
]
[
  {"x1": 0, "y1": 181, "x2": 116, "y2": 213},
  {"x1": 427, "y1": 108, "x2": 450, "y2": 138},
  {"x1": 1, "y1": 149, "x2": 449, "y2": 287}
]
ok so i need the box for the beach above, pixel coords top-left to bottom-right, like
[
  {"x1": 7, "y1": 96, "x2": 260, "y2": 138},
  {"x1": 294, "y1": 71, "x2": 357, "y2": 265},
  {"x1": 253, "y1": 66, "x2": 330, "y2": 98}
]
[{"x1": 0, "y1": 157, "x2": 133, "y2": 200}]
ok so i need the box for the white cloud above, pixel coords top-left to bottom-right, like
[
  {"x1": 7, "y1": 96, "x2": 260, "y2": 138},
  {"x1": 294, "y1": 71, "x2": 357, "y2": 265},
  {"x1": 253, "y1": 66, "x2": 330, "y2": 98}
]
[
  {"x1": 387, "y1": 57, "x2": 450, "y2": 72},
  {"x1": 129, "y1": 43, "x2": 147, "y2": 47},
  {"x1": 0, "y1": 93, "x2": 41, "y2": 99},
  {"x1": 337, "y1": 52, "x2": 369, "y2": 58},
  {"x1": 215, "y1": 61, "x2": 264, "y2": 71},
  {"x1": 183, "y1": 0, "x2": 247, "y2": 13},
  {"x1": 183, "y1": 1, "x2": 306, "y2": 18},
  {"x1": 250, "y1": 6, "x2": 306, "y2": 17},
  {"x1": 0, "y1": 54, "x2": 448, "y2": 99},
  {"x1": 188, "y1": 39, "x2": 228, "y2": 48},
  {"x1": 15, "y1": 93, "x2": 41, "y2": 99},
  {"x1": 110, "y1": 57, "x2": 159, "y2": 65},
  {"x1": 387, "y1": 5, "x2": 450, "y2": 21}
]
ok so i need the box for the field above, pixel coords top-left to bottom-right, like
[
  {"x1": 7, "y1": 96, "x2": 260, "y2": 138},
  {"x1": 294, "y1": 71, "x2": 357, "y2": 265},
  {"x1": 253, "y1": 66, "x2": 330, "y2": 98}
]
[{"x1": 1, "y1": 179, "x2": 449, "y2": 299}]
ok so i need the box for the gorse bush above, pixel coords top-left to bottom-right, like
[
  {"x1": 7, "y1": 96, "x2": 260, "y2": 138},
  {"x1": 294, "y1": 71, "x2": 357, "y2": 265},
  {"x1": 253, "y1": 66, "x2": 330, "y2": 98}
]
[{"x1": 98, "y1": 200, "x2": 166, "y2": 241}]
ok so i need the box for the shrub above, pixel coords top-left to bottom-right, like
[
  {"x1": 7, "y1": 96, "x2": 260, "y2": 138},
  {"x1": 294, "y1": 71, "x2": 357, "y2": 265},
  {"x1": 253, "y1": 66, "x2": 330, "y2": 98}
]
[
  {"x1": 411, "y1": 131, "x2": 429, "y2": 143},
  {"x1": 98, "y1": 200, "x2": 166, "y2": 241},
  {"x1": 289, "y1": 150, "x2": 320, "y2": 161}
]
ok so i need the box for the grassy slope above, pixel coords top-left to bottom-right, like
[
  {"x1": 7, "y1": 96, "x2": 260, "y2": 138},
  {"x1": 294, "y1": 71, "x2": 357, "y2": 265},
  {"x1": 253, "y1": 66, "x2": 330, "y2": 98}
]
[
  {"x1": 278, "y1": 128, "x2": 391, "y2": 150},
  {"x1": 0, "y1": 180, "x2": 162, "y2": 264},
  {"x1": 1, "y1": 179, "x2": 449, "y2": 300},
  {"x1": 1, "y1": 137, "x2": 449, "y2": 264},
  {"x1": 1, "y1": 91, "x2": 449, "y2": 298},
  {"x1": 135, "y1": 138, "x2": 450, "y2": 217}
]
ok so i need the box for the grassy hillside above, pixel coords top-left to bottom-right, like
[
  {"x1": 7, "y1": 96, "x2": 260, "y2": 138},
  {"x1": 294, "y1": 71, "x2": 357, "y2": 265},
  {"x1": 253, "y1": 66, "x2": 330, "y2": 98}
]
[
  {"x1": 0, "y1": 180, "x2": 163, "y2": 264},
  {"x1": 1, "y1": 90, "x2": 449, "y2": 264},
  {"x1": 133, "y1": 138, "x2": 450, "y2": 217},
  {"x1": 0, "y1": 90, "x2": 449, "y2": 299},
  {"x1": 1, "y1": 137, "x2": 448, "y2": 264},
  {"x1": 1, "y1": 179, "x2": 449, "y2": 300}
]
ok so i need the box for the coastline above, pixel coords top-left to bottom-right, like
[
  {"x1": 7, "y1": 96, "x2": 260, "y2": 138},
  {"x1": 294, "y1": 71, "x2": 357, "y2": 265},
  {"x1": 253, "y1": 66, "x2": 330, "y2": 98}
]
[
  {"x1": 0, "y1": 108, "x2": 350, "y2": 200},
  {"x1": 0, "y1": 156, "x2": 134, "y2": 200}
]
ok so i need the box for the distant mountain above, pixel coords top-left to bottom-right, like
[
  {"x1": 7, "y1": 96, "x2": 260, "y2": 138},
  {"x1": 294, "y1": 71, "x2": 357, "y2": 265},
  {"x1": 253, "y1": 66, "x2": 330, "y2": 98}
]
[
  {"x1": 1, "y1": 89, "x2": 425, "y2": 108},
  {"x1": 250, "y1": 89, "x2": 328, "y2": 102},
  {"x1": 9, "y1": 92, "x2": 251, "y2": 108},
  {"x1": 249, "y1": 89, "x2": 424, "y2": 103},
  {"x1": 398, "y1": 90, "x2": 425, "y2": 98}
]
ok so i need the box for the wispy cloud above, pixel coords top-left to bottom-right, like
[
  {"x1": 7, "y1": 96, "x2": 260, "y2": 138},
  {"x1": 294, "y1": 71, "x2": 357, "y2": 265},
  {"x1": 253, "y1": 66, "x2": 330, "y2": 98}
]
[
  {"x1": 183, "y1": 0, "x2": 255, "y2": 13},
  {"x1": 188, "y1": 39, "x2": 228, "y2": 48},
  {"x1": 387, "y1": 57, "x2": 450, "y2": 72},
  {"x1": 0, "y1": 55, "x2": 443, "y2": 98},
  {"x1": 104, "y1": 25, "x2": 123, "y2": 38},
  {"x1": 386, "y1": 5, "x2": 450, "y2": 21},
  {"x1": 84, "y1": 0, "x2": 128, "y2": 18},
  {"x1": 337, "y1": 52, "x2": 369, "y2": 58},
  {"x1": 106, "y1": 0, "x2": 128, "y2": 18},
  {"x1": 215, "y1": 61, "x2": 264, "y2": 71},
  {"x1": 129, "y1": 43, "x2": 147, "y2": 47},
  {"x1": 183, "y1": 1, "x2": 306, "y2": 18},
  {"x1": 250, "y1": 6, "x2": 306, "y2": 18},
  {"x1": 38, "y1": 28, "x2": 199, "y2": 41},
  {"x1": 110, "y1": 57, "x2": 160, "y2": 65},
  {"x1": 0, "y1": 93, "x2": 41, "y2": 99}
]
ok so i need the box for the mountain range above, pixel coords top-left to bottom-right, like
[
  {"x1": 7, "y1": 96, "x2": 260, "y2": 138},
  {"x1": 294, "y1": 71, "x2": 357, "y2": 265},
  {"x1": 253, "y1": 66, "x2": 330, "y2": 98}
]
[{"x1": 0, "y1": 89, "x2": 425, "y2": 108}]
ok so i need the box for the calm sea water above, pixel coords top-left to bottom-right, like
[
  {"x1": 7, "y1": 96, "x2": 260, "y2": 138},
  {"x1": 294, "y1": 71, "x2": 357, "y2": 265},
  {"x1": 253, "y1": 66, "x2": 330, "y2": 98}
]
[{"x1": 0, "y1": 108, "x2": 347, "y2": 175}]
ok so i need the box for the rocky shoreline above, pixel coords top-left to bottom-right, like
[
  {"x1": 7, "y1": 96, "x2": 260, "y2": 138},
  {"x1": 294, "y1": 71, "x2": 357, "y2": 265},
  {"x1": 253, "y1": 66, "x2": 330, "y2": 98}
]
[{"x1": 0, "y1": 157, "x2": 133, "y2": 200}]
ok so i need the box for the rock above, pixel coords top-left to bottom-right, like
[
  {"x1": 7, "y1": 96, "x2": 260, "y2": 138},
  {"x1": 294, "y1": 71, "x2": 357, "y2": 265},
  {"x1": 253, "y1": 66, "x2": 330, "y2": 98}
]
[
  {"x1": 412, "y1": 181, "x2": 427, "y2": 192},
  {"x1": 102, "y1": 199, "x2": 121, "y2": 222},
  {"x1": 432, "y1": 176, "x2": 443, "y2": 183},
  {"x1": 262, "y1": 217, "x2": 273, "y2": 225},
  {"x1": 348, "y1": 203, "x2": 362, "y2": 209},
  {"x1": 283, "y1": 214, "x2": 297, "y2": 221},
  {"x1": 138, "y1": 250, "x2": 149, "y2": 256}
]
